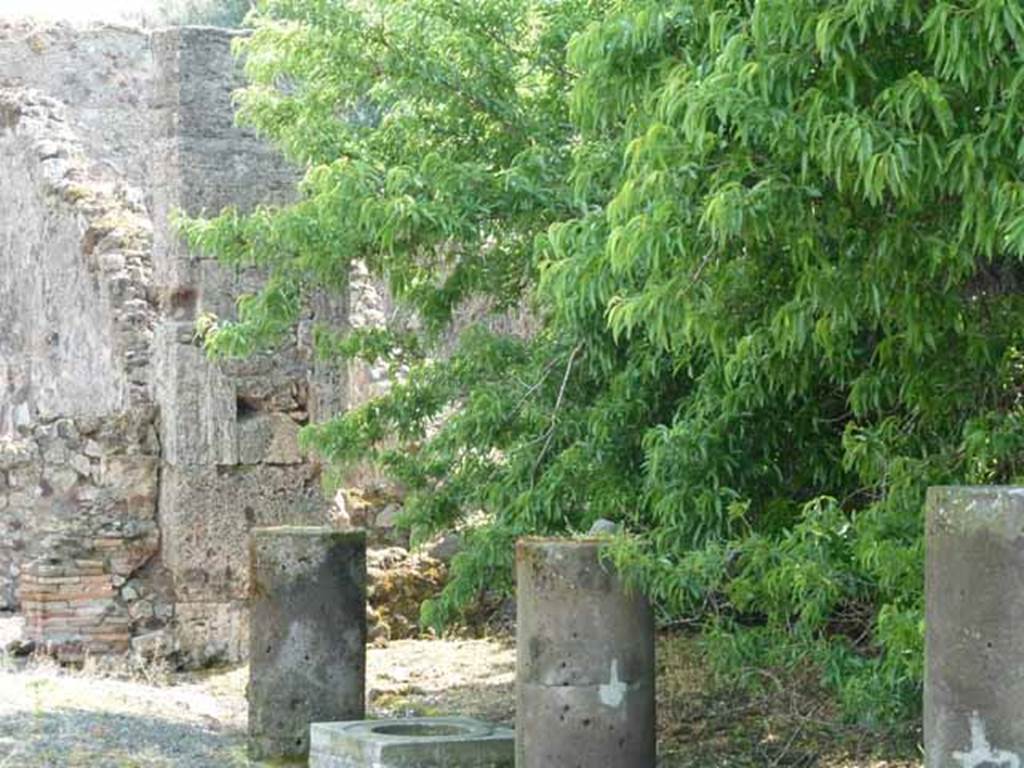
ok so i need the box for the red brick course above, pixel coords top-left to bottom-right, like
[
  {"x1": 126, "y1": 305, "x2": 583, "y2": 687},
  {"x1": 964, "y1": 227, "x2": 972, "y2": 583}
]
[{"x1": 18, "y1": 556, "x2": 131, "y2": 661}]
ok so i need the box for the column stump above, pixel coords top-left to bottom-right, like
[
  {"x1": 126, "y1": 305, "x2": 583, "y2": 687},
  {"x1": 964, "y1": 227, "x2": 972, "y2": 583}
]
[
  {"x1": 248, "y1": 526, "x2": 366, "y2": 762},
  {"x1": 926, "y1": 486, "x2": 1024, "y2": 767},
  {"x1": 515, "y1": 538, "x2": 655, "y2": 768}
]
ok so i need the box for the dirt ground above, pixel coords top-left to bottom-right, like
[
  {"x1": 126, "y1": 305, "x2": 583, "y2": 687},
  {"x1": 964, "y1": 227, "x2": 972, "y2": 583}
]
[
  {"x1": 0, "y1": 615, "x2": 921, "y2": 767},
  {"x1": 654, "y1": 634, "x2": 920, "y2": 768},
  {"x1": 0, "y1": 614, "x2": 516, "y2": 768}
]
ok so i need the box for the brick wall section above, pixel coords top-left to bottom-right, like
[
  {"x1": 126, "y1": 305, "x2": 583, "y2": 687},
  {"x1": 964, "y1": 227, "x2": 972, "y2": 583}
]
[
  {"x1": 0, "y1": 413, "x2": 163, "y2": 657},
  {"x1": 18, "y1": 558, "x2": 130, "y2": 659}
]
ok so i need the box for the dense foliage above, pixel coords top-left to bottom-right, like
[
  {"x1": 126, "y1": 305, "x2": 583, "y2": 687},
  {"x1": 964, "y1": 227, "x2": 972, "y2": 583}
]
[
  {"x1": 184, "y1": 0, "x2": 1024, "y2": 724},
  {"x1": 149, "y1": 0, "x2": 255, "y2": 27}
]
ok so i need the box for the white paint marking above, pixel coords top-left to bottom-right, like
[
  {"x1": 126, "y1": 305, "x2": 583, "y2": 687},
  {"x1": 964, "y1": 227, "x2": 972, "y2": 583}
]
[
  {"x1": 952, "y1": 711, "x2": 1020, "y2": 768},
  {"x1": 598, "y1": 659, "x2": 626, "y2": 708}
]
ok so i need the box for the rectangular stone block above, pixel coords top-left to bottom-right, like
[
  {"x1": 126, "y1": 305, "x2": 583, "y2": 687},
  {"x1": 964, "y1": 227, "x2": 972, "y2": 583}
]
[
  {"x1": 158, "y1": 463, "x2": 328, "y2": 601},
  {"x1": 236, "y1": 412, "x2": 305, "y2": 466},
  {"x1": 309, "y1": 718, "x2": 514, "y2": 768},
  {"x1": 172, "y1": 601, "x2": 248, "y2": 666},
  {"x1": 249, "y1": 527, "x2": 366, "y2": 762},
  {"x1": 154, "y1": 321, "x2": 238, "y2": 467}
]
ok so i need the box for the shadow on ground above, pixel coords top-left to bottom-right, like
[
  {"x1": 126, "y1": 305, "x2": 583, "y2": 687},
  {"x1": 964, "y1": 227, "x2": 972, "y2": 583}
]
[{"x1": 0, "y1": 708, "x2": 248, "y2": 768}]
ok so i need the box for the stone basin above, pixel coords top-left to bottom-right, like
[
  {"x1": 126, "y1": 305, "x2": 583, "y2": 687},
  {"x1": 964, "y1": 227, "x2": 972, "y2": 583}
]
[{"x1": 309, "y1": 716, "x2": 514, "y2": 768}]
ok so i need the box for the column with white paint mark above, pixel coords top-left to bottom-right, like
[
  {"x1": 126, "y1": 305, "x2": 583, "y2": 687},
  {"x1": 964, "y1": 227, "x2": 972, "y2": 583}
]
[
  {"x1": 925, "y1": 487, "x2": 1024, "y2": 767},
  {"x1": 515, "y1": 538, "x2": 656, "y2": 768}
]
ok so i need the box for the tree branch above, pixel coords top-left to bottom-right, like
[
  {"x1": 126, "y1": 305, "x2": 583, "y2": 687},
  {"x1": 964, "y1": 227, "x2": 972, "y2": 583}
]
[{"x1": 532, "y1": 343, "x2": 583, "y2": 480}]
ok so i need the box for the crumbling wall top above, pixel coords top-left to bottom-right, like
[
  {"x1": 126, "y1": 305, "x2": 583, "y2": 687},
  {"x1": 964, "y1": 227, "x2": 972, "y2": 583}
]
[{"x1": 0, "y1": 20, "x2": 154, "y2": 184}]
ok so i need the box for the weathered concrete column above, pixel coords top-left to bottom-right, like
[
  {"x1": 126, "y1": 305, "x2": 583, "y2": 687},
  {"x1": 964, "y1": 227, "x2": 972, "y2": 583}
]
[
  {"x1": 516, "y1": 538, "x2": 656, "y2": 768},
  {"x1": 248, "y1": 527, "x2": 367, "y2": 762},
  {"x1": 925, "y1": 486, "x2": 1024, "y2": 767}
]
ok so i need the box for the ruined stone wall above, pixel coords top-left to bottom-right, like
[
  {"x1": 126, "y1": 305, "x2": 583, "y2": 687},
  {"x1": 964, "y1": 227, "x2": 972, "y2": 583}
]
[
  {"x1": 0, "y1": 85, "x2": 160, "y2": 655},
  {"x1": 0, "y1": 21, "x2": 346, "y2": 664},
  {"x1": 148, "y1": 26, "x2": 343, "y2": 666}
]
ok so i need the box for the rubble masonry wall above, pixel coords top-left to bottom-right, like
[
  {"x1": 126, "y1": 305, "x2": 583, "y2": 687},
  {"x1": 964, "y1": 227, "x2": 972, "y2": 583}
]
[{"x1": 0, "y1": 21, "x2": 350, "y2": 664}]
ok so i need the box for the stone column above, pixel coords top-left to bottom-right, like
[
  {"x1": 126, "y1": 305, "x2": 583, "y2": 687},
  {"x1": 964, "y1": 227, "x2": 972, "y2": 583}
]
[
  {"x1": 516, "y1": 538, "x2": 656, "y2": 768},
  {"x1": 248, "y1": 527, "x2": 367, "y2": 762},
  {"x1": 925, "y1": 486, "x2": 1024, "y2": 767}
]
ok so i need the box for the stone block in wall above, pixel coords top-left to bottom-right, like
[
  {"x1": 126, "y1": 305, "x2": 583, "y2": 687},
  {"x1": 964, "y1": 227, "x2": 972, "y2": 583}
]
[
  {"x1": 172, "y1": 600, "x2": 248, "y2": 666},
  {"x1": 97, "y1": 454, "x2": 158, "y2": 502},
  {"x1": 308, "y1": 363, "x2": 347, "y2": 426},
  {"x1": 237, "y1": 412, "x2": 305, "y2": 465},
  {"x1": 305, "y1": 290, "x2": 350, "y2": 424},
  {"x1": 155, "y1": 321, "x2": 237, "y2": 466},
  {"x1": 92, "y1": 533, "x2": 160, "y2": 578},
  {"x1": 148, "y1": 27, "x2": 297, "y2": 287},
  {"x1": 228, "y1": 356, "x2": 310, "y2": 411},
  {"x1": 195, "y1": 259, "x2": 270, "y2": 321},
  {"x1": 0, "y1": 438, "x2": 36, "y2": 470},
  {"x1": 158, "y1": 463, "x2": 327, "y2": 602}
]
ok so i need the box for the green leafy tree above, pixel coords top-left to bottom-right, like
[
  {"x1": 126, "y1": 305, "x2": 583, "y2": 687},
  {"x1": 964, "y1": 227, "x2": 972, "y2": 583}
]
[
  {"x1": 185, "y1": 0, "x2": 1024, "y2": 724},
  {"x1": 151, "y1": 0, "x2": 256, "y2": 27},
  {"x1": 559, "y1": 0, "x2": 1024, "y2": 723},
  {"x1": 182, "y1": 0, "x2": 610, "y2": 620}
]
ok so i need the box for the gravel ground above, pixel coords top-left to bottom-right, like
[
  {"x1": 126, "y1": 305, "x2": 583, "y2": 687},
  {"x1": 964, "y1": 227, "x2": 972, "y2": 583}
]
[
  {"x1": 0, "y1": 615, "x2": 920, "y2": 767},
  {"x1": 0, "y1": 615, "x2": 515, "y2": 768}
]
